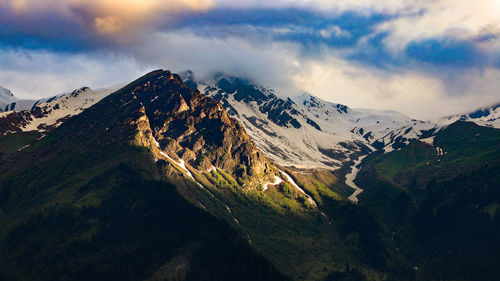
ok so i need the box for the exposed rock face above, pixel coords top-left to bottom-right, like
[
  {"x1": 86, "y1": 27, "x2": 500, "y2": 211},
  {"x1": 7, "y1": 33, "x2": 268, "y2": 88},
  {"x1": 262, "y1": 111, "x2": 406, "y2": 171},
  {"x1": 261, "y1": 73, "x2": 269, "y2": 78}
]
[{"x1": 114, "y1": 70, "x2": 276, "y2": 185}]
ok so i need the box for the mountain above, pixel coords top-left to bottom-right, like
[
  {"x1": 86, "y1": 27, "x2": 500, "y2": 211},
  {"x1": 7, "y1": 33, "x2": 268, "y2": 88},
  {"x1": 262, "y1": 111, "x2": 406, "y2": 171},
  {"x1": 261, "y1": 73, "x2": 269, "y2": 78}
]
[
  {"x1": 355, "y1": 121, "x2": 500, "y2": 280},
  {"x1": 0, "y1": 70, "x2": 297, "y2": 281},
  {"x1": 186, "y1": 72, "x2": 439, "y2": 169},
  {"x1": 1, "y1": 70, "x2": 499, "y2": 281},
  {"x1": 0, "y1": 87, "x2": 115, "y2": 134},
  {"x1": 1, "y1": 70, "x2": 363, "y2": 281},
  {"x1": 438, "y1": 103, "x2": 500, "y2": 129},
  {"x1": 0, "y1": 86, "x2": 42, "y2": 112},
  {"x1": 0, "y1": 86, "x2": 17, "y2": 111}
]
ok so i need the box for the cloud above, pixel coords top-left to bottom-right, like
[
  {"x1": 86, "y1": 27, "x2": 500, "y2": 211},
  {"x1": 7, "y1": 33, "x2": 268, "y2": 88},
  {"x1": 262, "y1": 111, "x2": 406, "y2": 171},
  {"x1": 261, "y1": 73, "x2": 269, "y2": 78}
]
[
  {"x1": 0, "y1": 0, "x2": 214, "y2": 37},
  {"x1": 377, "y1": 0, "x2": 500, "y2": 52},
  {"x1": 214, "y1": 0, "x2": 418, "y2": 14},
  {"x1": 0, "y1": 0, "x2": 499, "y2": 120},
  {"x1": 0, "y1": 48, "x2": 146, "y2": 98},
  {"x1": 292, "y1": 55, "x2": 500, "y2": 120}
]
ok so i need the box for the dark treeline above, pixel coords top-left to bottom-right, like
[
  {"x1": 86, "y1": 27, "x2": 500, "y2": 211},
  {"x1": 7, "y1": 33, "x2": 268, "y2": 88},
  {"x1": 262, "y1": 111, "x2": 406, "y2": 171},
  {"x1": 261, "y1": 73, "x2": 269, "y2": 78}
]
[{"x1": 0, "y1": 164, "x2": 289, "y2": 281}]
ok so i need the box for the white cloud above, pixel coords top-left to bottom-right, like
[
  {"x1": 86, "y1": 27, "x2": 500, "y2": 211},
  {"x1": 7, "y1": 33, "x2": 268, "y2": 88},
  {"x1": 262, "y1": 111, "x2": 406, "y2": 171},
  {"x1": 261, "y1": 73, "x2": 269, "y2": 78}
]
[
  {"x1": 2, "y1": 29, "x2": 499, "y2": 120},
  {"x1": 0, "y1": 49, "x2": 146, "y2": 98},
  {"x1": 214, "y1": 0, "x2": 417, "y2": 14},
  {"x1": 376, "y1": 0, "x2": 500, "y2": 52},
  {"x1": 123, "y1": 30, "x2": 301, "y2": 91},
  {"x1": 319, "y1": 26, "x2": 351, "y2": 39},
  {"x1": 292, "y1": 55, "x2": 500, "y2": 120}
]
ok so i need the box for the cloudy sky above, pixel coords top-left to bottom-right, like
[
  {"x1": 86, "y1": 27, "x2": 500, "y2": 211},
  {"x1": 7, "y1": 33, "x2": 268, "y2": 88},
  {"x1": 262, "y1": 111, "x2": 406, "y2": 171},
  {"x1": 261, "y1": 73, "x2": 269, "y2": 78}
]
[{"x1": 1, "y1": 0, "x2": 499, "y2": 119}]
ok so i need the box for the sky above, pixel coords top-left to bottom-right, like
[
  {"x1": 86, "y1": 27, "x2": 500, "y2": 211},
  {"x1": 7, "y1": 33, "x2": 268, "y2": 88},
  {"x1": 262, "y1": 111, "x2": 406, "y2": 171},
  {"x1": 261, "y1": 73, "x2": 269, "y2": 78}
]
[{"x1": 0, "y1": 0, "x2": 499, "y2": 119}]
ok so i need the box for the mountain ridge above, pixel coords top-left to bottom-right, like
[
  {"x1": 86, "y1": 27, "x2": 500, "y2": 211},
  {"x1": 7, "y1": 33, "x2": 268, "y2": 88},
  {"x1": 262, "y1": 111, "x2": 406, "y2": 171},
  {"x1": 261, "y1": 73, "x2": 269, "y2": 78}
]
[
  {"x1": 438, "y1": 102, "x2": 500, "y2": 129},
  {"x1": 189, "y1": 72, "x2": 440, "y2": 169}
]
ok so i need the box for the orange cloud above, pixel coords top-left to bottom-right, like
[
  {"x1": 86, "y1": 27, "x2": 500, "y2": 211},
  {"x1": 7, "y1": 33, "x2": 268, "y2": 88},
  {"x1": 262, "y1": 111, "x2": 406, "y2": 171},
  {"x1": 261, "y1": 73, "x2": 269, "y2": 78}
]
[{"x1": 1, "y1": 0, "x2": 214, "y2": 35}]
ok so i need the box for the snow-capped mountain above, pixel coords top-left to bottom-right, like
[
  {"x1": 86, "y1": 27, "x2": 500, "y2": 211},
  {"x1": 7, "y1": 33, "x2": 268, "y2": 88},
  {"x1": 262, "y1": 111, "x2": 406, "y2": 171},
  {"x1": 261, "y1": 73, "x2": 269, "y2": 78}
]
[
  {"x1": 188, "y1": 73, "x2": 439, "y2": 169},
  {"x1": 0, "y1": 86, "x2": 17, "y2": 111},
  {"x1": 0, "y1": 85, "x2": 51, "y2": 112},
  {"x1": 3, "y1": 71, "x2": 496, "y2": 171},
  {"x1": 438, "y1": 103, "x2": 500, "y2": 129},
  {"x1": 0, "y1": 86, "x2": 115, "y2": 134}
]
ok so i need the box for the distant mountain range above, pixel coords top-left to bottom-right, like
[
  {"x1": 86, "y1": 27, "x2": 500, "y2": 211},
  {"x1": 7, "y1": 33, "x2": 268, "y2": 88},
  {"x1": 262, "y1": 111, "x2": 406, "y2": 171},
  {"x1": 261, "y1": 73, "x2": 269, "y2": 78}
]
[
  {"x1": 3, "y1": 73, "x2": 497, "y2": 168},
  {"x1": 0, "y1": 70, "x2": 498, "y2": 281},
  {"x1": 437, "y1": 103, "x2": 500, "y2": 128}
]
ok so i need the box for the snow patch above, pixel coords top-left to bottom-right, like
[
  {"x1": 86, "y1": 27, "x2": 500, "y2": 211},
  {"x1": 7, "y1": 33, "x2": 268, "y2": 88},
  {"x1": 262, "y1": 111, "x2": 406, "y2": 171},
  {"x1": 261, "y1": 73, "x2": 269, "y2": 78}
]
[
  {"x1": 420, "y1": 136, "x2": 435, "y2": 146},
  {"x1": 279, "y1": 169, "x2": 317, "y2": 207},
  {"x1": 347, "y1": 155, "x2": 367, "y2": 205},
  {"x1": 200, "y1": 79, "x2": 440, "y2": 169},
  {"x1": 16, "y1": 144, "x2": 30, "y2": 152},
  {"x1": 20, "y1": 87, "x2": 116, "y2": 132},
  {"x1": 437, "y1": 104, "x2": 500, "y2": 129},
  {"x1": 159, "y1": 151, "x2": 194, "y2": 179},
  {"x1": 263, "y1": 175, "x2": 283, "y2": 191}
]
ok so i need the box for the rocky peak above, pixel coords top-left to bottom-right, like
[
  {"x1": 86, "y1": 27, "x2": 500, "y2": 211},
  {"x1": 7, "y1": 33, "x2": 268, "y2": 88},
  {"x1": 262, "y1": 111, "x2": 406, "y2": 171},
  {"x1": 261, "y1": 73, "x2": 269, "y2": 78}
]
[
  {"x1": 197, "y1": 73, "x2": 305, "y2": 129},
  {"x1": 294, "y1": 93, "x2": 349, "y2": 115},
  {"x1": 122, "y1": 70, "x2": 276, "y2": 186},
  {"x1": 71, "y1": 87, "x2": 91, "y2": 97}
]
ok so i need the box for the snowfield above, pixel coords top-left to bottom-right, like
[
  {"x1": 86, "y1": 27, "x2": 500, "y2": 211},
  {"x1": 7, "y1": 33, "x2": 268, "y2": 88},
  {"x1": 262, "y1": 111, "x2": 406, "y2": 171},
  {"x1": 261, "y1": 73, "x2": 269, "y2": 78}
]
[
  {"x1": 199, "y1": 77, "x2": 441, "y2": 170},
  {"x1": 346, "y1": 156, "x2": 367, "y2": 205}
]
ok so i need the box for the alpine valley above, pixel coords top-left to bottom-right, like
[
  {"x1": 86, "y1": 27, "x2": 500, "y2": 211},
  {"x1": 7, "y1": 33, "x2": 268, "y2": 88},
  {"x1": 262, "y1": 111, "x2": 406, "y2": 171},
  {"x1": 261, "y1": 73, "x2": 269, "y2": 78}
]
[{"x1": 0, "y1": 70, "x2": 499, "y2": 281}]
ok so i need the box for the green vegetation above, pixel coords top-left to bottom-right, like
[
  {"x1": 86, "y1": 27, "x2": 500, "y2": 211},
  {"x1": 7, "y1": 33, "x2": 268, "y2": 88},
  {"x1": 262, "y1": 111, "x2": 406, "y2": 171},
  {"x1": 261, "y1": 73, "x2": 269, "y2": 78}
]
[
  {"x1": 206, "y1": 169, "x2": 240, "y2": 190},
  {"x1": 279, "y1": 182, "x2": 295, "y2": 198},
  {"x1": 356, "y1": 121, "x2": 500, "y2": 281},
  {"x1": 187, "y1": 166, "x2": 394, "y2": 281},
  {"x1": 0, "y1": 131, "x2": 40, "y2": 153},
  {"x1": 0, "y1": 159, "x2": 288, "y2": 281}
]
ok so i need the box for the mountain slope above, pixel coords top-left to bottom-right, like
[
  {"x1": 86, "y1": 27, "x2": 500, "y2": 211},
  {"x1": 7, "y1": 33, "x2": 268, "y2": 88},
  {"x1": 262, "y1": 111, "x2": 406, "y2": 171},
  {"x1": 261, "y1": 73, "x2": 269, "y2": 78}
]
[
  {"x1": 355, "y1": 121, "x2": 500, "y2": 280},
  {"x1": 1, "y1": 69, "x2": 432, "y2": 281},
  {"x1": 0, "y1": 87, "x2": 115, "y2": 134},
  {"x1": 189, "y1": 73, "x2": 439, "y2": 169},
  {"x1": 0, "y1": 70, "x2": 294, "y2": 281}
]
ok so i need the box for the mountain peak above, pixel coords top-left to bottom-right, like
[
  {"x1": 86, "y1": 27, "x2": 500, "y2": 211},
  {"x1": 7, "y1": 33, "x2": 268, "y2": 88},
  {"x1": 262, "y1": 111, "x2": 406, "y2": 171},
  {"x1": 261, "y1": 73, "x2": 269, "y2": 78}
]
[
  {"x1": 438, "y1": 102, "x2": 500, "y2": 129},
  {"x1": 0, "y1": 86, "x2": 17, "y2": 111},
  {"x1": 102, "y1": 70, "x2": 277, "y2": 187},
  {"x1": 0, "y1": 86, "x2": 14, "y2": 97},
  {"x1": 292, "y1": 92, "x2": 350, "y2": 114}
]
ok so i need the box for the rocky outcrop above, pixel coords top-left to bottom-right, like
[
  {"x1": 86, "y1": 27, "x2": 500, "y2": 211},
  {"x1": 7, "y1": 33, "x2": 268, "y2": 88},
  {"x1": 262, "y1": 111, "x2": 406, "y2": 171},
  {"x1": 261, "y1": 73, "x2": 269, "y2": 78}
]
[{"x1": 122, "y1": 70, "x2": 277, "y2": 187}]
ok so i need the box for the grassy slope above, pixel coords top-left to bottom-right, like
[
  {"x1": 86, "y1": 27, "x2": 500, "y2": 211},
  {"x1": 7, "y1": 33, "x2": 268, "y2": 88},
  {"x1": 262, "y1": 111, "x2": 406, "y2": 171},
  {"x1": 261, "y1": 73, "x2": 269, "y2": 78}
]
[
  {"x1": 366, "y1": 121, "x2": 500, "y2": 188},
  {"x1": 0, "y1": 128, "x2": 406, "y2": 281},
  {"x1": 356, "y1": 121, "x2": 500, "y2": 280},
  {"x1": 185, "y1": 163, "x2": 409, "y2": 281},
  {"x1": 0, "y1": 151, "x2": 289, "y2": 281},
  {"x1": 179, "y1": 165, "x2": 356, "y2": 281}
]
